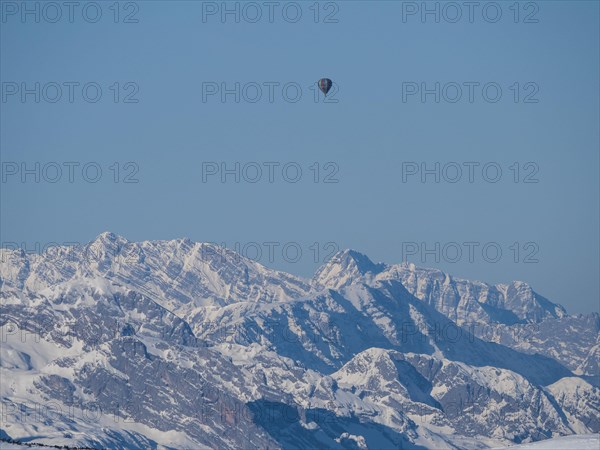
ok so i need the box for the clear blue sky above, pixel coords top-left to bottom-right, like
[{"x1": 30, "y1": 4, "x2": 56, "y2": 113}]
[{"x1": 1, "y1": 1, "x2": 598, "y2": 313}]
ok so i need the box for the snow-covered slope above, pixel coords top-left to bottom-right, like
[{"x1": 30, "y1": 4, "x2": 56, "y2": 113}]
[
  {"x1": 495, "y1": 433, "x2": 599, "y2": 449},
  {"x1": 314, "y1": 250, "x2": 598, "y2": 374}
]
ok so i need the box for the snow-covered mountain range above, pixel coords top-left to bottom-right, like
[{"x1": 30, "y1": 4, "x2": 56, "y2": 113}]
[{"x1": 0, "y1": 233, "x2": 598, "y2": 449}]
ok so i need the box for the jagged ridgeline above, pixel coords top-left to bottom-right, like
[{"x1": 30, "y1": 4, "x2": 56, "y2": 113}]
[{"x1": 1, "y1": 233, "x2": 598, "y2": 449}]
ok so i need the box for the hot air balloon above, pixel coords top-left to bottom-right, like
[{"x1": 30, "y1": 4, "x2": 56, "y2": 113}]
[{"x1": 318, "y1": 78, "x2": 333, "y2": 96}]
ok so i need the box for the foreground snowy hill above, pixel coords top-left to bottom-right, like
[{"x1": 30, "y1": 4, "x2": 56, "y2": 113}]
[
  {"x1": 0, "y1": 233, "x2": 598, "y2": 449},
  {"x1": 495, "y1": 433, "x2": 599, "y2": 449},
  {"x1": 0, "y1": 443, "x2": 66, "y2": 450}
]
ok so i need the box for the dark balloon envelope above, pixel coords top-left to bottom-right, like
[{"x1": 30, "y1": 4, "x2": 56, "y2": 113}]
[{"x1": 318, "y1": 78, "x2": 333, "y2": 96}]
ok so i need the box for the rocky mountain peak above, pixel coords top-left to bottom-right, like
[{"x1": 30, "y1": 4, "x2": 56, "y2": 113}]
[{"x1": 312, "y1": 249, "x2": 386, "y2": 290}]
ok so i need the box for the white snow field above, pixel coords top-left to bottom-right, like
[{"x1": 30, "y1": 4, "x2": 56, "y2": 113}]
[{"x1": 496, "y1": 433, "x2": 599, "y2": 449}]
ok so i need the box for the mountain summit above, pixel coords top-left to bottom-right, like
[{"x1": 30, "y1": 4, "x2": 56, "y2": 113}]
[{"x1": 313, "y1": 249, "x2": 386, "y2": 289}]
